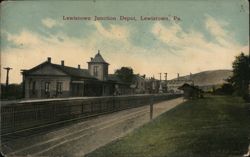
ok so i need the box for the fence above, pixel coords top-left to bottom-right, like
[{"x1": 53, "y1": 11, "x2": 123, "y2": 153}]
[{"x1": 1, "y1": 94, "x2": 181, "y2": 135}]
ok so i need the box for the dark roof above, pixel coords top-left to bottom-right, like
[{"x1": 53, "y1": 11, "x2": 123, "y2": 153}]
[
  {"x1": 178, "y1": 83, "x2": 202, "y2": 92},
  {"x1": 88, "y1": 52, "x2": 109, "y2": 64},
  {"x1": 23, "y1": 61, "x2": 97, "y2": 80},
  {"x1": 178, "y1": 83, "x2": 192, "y2": 90},
  {"x1": 107, "y1": 74, "x2": 129, "y2": 85},
  {"x1": 107, "y1": 74, "x2": 121, "y2": 82},
  {"x1": 51, "y1": 64, "x2": 96, "y2": 79},
  {"x1": 132, "y1": 74, "x2": 146, "y2": 80}
]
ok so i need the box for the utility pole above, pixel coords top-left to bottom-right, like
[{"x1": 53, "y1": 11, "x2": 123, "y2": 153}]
[
  {"x1": 3, "y1": 67, "x2": 12, "y2": 95},
  {"x1": 164, "y1": 73, "x2": 167, "y2": 81},
  {"x1": 159, "y1": 73, "x2": 163, "y2": 93},
  {"x1": 21, "y1": 69, "x2": 27, "y2": 98},
  {"x1": 3, "y1": 67, "x2": 12, "y2": 87},
  {"x1": 159, "y1": 73, "x2": 162, "y2": 81},
  {"x1": 189, "y1": 72, "x2": 193, "y2": 84},
  {"x1": 164, "y1": 73, "x2": 168, "y2": 92}
]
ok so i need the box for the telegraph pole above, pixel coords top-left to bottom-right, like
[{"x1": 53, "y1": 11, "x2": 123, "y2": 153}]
[
  {"x1": 21, "y1": 69, "x2": 27, "y2": 98},
  {"x1": 159, "y1": 73, "x2": 162, "y2": 81},
  {"x1": 3, "y1": 67, "x2": 12, "y2": 95},
  {"x1": 164, "y1": 73, "x2": 168, "y2": 92},
  {"x1": 190, "y1": 72, "x2": 194, "y2": 85},
  {"x1": 164, "y1": 73, "x2": 167, "y2": 81},
  {"x1": 159, "y1": 73, "x2": 163, "y2": 93},
  {"x1": 3, "y1": 67, "x2": 12, "y2": 87}
]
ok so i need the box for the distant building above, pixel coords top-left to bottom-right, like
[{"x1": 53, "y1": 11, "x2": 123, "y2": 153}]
[
  {"x1": 167, "y1": 74, "x2": 194, "y2": 93},
  {"x1": 131, "y1": 74, "x2": 146, "y2": 94},
  {"x1": 22, "y1": 51, "x2": 131, "y2": 99},
  {"x1": 178, "y1": 83, "x2": 203, "y2": 99},
  {"x1": 145, "y1": 77, "x2": 160, "y2": 94},
  {"x1": 107, "y1": 74, "x2": 132, "y2": 95}
]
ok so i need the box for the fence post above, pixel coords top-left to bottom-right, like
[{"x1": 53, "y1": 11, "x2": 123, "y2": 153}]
[
  {"x1": 35, "y1": 103, "x2": 38, "y2": 121},
  {"x1": 150, "y1": 96, "x2": 154, "y2": 120},
  {"x1": 12, "y1": 106, "x2": 15, "y2": 130}
]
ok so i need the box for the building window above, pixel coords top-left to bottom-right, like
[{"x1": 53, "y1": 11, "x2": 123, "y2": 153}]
[
  {"x1": 56, "y1": 82, "x2": 63, "y2": 94},
  {"x1": 45, "y1": 82, "x2": 50, "y2": 94},
  {"x1": 32, "y1": 81, "x2": 36, "y2": 94},
  {"x1": 93, "y1": 66, "x2": 98, "y2": 77}
]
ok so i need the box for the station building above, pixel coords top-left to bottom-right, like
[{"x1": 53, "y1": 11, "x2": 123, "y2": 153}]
[{"x1": 22, "y1": 51, "x2": 132, "y2": 99}]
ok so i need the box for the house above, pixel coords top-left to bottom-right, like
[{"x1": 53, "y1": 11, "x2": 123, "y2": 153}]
[
  {"x1": 131, "y1": 74, "x2": 146, "y2": 94},
  {"x1": 145, "y1": 77, "x2": 161, "y2": 94},
  {"x1": 22, "y1": 51, "x2": 131, "y2": 99},
  {"x1": 107, "y1": 74, "x2": 132, "y2": 95},
  {"x1": 178, "y1": 83, "x2": 203, "y2": 99},
  {"x1": 167, "y1": 74, "x2": 194, "y2": 93}
]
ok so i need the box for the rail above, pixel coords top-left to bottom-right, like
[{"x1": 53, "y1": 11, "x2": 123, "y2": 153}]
[{"x1": 1, "y1": 94, "x2": 182, "y2": 135}]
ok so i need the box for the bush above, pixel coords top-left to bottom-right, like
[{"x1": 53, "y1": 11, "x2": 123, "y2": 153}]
[
  {"x1": 243, "y1": 93, "x2": 250, "y2": 102},
  {"x1": 213, "y1": 83, "x2": 234, "y2": 95},
  {"x1": 1, "y1": 84, "x2": 23, "y2": 100}
]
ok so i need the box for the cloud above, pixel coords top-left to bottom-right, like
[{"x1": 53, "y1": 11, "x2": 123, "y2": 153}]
[
  {"x1": 205, "y1": 15, "x2": 228, "y2": 38},
  {"x1": 1, "y1": 25, "x2": 172, "y2": 83},
  {"x1": 1, "y1": 30, "x2": 94, "y2": 83},
  {"x1": 91, "y1": 21, "x2": 130, "y2": 41},
  {"x1": 1, "y1": 22, "x2": 135, "y2": 83},
  {"x1": 151, "y1": 15, "x2": 249, "y2": 76},
  {"x1": 42, "y1": 18, "x2": 63, "y2": 28},
  {"x1": 205, "y1": 15, "x2": 234, "y2": 46},
  {"x1": 152, "y1": 21, "x2": 212, "y2": 50},
  {"x1": 152, "y1": 22, "x2": 182, "y2": 46},
  {"x1": 1, "y1": 15, "x2": 249, "y2": 84},
  {"x1": 6, "y1": 30, "x2": 41, "y2": 46}
]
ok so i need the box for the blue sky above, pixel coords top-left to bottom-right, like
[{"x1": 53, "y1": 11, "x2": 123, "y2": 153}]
[{"x1": 1, "y1": 0, "x2": 249, "y2": 83}]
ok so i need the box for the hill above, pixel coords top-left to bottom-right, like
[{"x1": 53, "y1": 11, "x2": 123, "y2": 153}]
[{"x1": 173, "y1": 69, "x2": 232, "y2": 86}]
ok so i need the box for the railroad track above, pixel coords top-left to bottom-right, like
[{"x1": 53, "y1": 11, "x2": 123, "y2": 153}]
[
  {"x1": 2, "y1": 97, "x2": 184, "y2": 157},
  {"x1": 1, "y1": 104, "x2": 146, "y2": 142},
  {"x1": 3, "y1": 106, "x2": 150, "y2": 156}
]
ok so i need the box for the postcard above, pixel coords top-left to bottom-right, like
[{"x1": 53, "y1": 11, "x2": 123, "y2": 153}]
[{"x1": 0, "y1": 0, "x2": 249, "y2": 157}]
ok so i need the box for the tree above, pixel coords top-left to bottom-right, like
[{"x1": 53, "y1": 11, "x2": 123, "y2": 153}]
[
  {"x1": 115, "y1": 67, "x2": 134, "y2": 84},
  {"x1": 213, "y1": 83, "x2": 234, "y2": 95},
  {"x1": 228, "y1": 52, "x2": 250, "y2": 99},
  {"x1": 1, "y1": 83, "x2": 23, "y2": 100}
]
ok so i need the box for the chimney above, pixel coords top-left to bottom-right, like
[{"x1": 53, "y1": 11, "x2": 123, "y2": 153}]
[
  {"x1": 78, "y1": 65, "x2": 81, "y2": 69},
  {"x1": 91, "y1": 57, "x2": 93, "y2": 61},
  {"x1": 177, "y1": 73, "x2": 180, "y2": 80},
  {"x1": 61, "y1": 60, "x2": 64, "y2": 66},
  {"x1": 47, "y1": 57, "x2": 51, "y2": 63}
]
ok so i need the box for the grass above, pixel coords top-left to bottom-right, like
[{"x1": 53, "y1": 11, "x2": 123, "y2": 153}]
[{"x1": 86, "y1": 95, "x2": 250, "y2": 157}]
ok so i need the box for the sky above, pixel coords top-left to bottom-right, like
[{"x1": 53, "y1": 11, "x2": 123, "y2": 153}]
[{"x1": 0, "y1": 0, "x2": 249, "y2": 84}]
